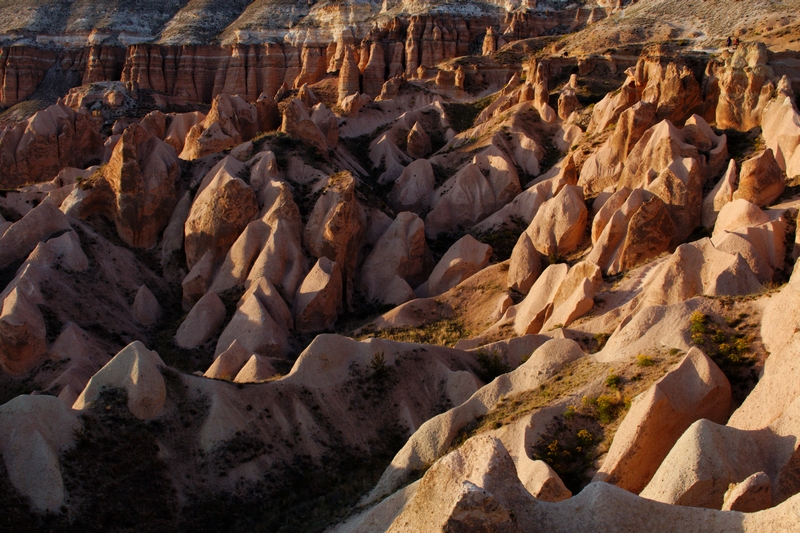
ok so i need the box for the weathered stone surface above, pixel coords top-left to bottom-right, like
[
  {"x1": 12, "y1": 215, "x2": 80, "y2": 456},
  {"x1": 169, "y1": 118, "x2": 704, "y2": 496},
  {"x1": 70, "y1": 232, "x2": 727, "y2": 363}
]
[
  {"x1": 388, "y1": 159, "x2": 435, "y2": 214},
  {"x1": 0, "y1": 104, "x2": 103, "y2": 188},
  {"x1": 311, "y1": 103, "x2": 339, "y2": 149},
  {"x1": 181, "y1": 249, "x2": 215, "y2": 310},
  {"x1": 180, "y1": 94, "x2": 259, "y2": 159},
  {"x1": 761, "y1": 77, "x2": 800, "y2": 179},
  {"x1": 0, "y1": 287, "x2": 47, "y2": 375},
  {"x1": 722, "y1": 472, "x2": 772, "y2": 513},
  {"x1": 594, "y1": 348, "x2": 731, "y2": 494},
  {"x1": 161, "y1": 191, "x2": 192, "y2": 274},
  {"x1": 281, "y1": 98, "x2": 329, "y2": 156},
  {"x1": 425, "y1": 148, "x2": 521, "y2": 238},
  {"x1": 368, "y1": 339, "x2": 582, "y2": 504},
  {"x1": 205, "y1": 339, "x2": 252, "y2": 381},
  {"x1": 215, "y1": 290, "x2": 290, "y2": 358},
  {"x1": 73, "y1": 341, "x2": 166, "y2": 420},
  {"x1": 255, "y1": 93, "x2": 281, "y2": 133},
  {"x1": 557, "y1": 75, "x2": 579, "y2": 121},
  {"x1": 0, "y1": 395, "x2": 79, "y2": 511},
  {"x1": 304, "y1": 171, "x2": 365, "y2": 304},
  {"x1": 639, "y1": 400, "x2": 800, "y2": 510},
  {"x1": 713, "y1": 42, "x2": 774, "y2": 131},
  {"x1": 210, "y1": 179, "x2": 307, "y2": 305},
  {"x1": 386, "y1": 436, "x2": 525, "y2": 533},
  {"x1": 732, "y1": 149, "x2": 785, "y2": 207},
  {"x1": 175, "y1": 291, "x2": 227, "y2": 349},
  {"x1": 639, "y1": 238, "x2": 761, "y2": 308},
  {"x1": 0, "y1": 202, "x2": 72, "y2": 269},
  {"x1": 513, "y1": 263, "x2": 569, "y2": 336},
  {"x1": 184, "y1": 156, "x2": 259, "y2": 270},
  {"x1": 619, "y1": 119, "x2": 708, "y2": 244},
  {"x1": 419, "y1": 235, "x2": 491, "y2": 298},
  {"x1": 587, "y1": 188, "x2": 674, "y2": 275},
  {"x1": 541, "y1": 260, "x2": 602, "y2": 331},
  {"x1": 406, "y1": 121, "x2": 432, "y2": 159},
  {"x1": 712, "y1": 199, "x2": 769, "y2": 237},
  {"x1": 132, "y1": 285, "x2": 161, "y2": 325},
  {"x1": 528, "y1": 184, "x2": 587, "y2": 257},
  {"x1": 578, "y1": 101, "x2": 656, "y2": 197},
  {"x1": 164, "y1": 111, "x2": 205, "y2": 154},
  {"x1": 233, "y1": 354, "x2": 278, "y2": 383},
  {"x1": 712, "y1": 231, "x2": 774, "y2": 283},
  {"x1": 507, "y1": 232, "x2": 542, "y2": 294},
  {"x1": 338, "y1": 48, "x2": 360, "y2": 102},
  {"x1": 702, "y1": 159, "x2": 738, "y2": 228},
  {"x1": 294, "y1": 257, "x2": 343, "y2": 333},
  {"x1": 518, "y1": 460, "x2": 572, "y2": 502},
  {"x1": 361, "y1": 212, "x2": 433, "y2": 306},
  {"x1": 730, "y1": 265, "x2": 800, "y2": 430}
]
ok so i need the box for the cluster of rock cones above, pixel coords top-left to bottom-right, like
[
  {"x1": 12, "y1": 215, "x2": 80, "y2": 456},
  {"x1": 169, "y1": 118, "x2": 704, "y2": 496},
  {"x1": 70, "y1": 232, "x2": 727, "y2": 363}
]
[{"x1": 0, "y1": 10, "x2": 800, "y2": 532}]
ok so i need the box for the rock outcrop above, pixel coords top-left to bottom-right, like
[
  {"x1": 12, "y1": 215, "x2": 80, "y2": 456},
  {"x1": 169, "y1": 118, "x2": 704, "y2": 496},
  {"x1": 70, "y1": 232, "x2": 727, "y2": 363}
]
[
  {"x1": 175, "y1": 291, "x2": 227, "y2": 348},
  {"x1": 594, "y1": 348, "x2": 731, "y2": 493},
  {"x1": 304, "y1": 171, "x2": 365, "y2": 304},
  {"x1": 0, "y1": 104, "x2": 103, "y2": 188},
  {"x1": 417, "y1": 235, "x2": 491, "y2": 298},
  {"x1": 0, "y1": 395, "x2": 79, "y2": 511},
  {"x1": 294, "y1": 257, "x2": 343, "y2": 333},
  {"x1": 180, "y1": 94, "x2": 259, "y2": 159},
  {"x1": 360, "y1": 212, "x2": 434, "y2": 306},
  {"x1": 103, "y1": 123, "x2": 181, "y2": 248},
  {"x1": 732, "y1": 149, "x2": 785, "y2": 207},
  {"x1": 73, "y1": 341, "x2": 166, "y2": 420},
  {"x1": 184, "y1": 156, "x2": 259, "y2": 270}
]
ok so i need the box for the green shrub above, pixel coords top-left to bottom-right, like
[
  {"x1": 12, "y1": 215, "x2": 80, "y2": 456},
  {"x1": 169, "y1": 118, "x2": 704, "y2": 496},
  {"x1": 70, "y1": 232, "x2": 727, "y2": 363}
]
[
  {"x1": 475, "y1": 349, "x2": 511, "y2": 383},
  {"x1": 690, "y1": 312, "x2": 707, "y2": 334},
  {"x1": 635, "y1": 355, "x2": 655, "y2": 367},
  {"x1": 605, "y1": 372, "x2": 621, "y2": 390}
]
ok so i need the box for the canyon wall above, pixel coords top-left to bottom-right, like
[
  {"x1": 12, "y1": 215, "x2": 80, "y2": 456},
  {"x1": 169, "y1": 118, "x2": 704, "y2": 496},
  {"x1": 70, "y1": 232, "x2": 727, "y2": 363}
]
[{"x1": 0, "y1": 9, "x2": 598, "y2": 108}]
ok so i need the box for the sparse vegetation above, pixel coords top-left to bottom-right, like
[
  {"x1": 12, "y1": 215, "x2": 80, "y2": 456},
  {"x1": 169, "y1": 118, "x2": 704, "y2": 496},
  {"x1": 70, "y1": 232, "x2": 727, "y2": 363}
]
[
  {"x1": 636, "y1": 354, "x2": 655, "y2": 367},
  {"x1": 688, "y1": 311, "x2": 759, "y2": 403},
  {"x1": 604, "y1": 371, "x2": 621, "y2": 390},
  {"x1": 475, "y1": 348, "x2": 511, "y2": 383},
  {"x1": 443, "y1": 95, "x2": 497, "y2": 133},
  {"x1": 471, "y1": 217, "x2": 527, "y2": 262},
  {"x1": 358, "y1": 319, "x2": 469, "y2": 348}
]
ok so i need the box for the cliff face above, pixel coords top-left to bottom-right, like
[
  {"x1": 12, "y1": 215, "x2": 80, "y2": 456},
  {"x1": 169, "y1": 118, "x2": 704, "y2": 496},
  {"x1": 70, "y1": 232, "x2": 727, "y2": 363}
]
[
  {"x1": 0, "y1": 46, "x2": 127, "y2": 108},
  {"x1": 0, "y1": 8, "x2": 597, "y2": 108}
]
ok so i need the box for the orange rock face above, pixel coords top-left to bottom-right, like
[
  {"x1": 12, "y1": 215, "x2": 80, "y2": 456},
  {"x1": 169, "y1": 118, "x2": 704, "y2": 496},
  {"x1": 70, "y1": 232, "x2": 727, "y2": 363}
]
[
  {"x1": 0, "y1": 104, "x2": 103, "y2": 188},
  {"x1": 103, "y1": 123, "x2": 181, "y2": 248}
]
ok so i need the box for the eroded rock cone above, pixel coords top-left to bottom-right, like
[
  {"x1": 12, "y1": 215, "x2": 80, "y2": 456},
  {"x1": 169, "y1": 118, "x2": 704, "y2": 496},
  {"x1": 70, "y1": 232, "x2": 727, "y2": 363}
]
[
  {"x1": 0, "y1": 395, "x2": 79, "y2": 512},
  {"x1": 419, "y1": 235, "x2": 492, "y2": 298},
  {"x1": 594, "y1": 348, "x2": 731, "y2": 494},
  {"x1": 73, "y1": 341, "x2": 166, "y2": 420},
  {"x1": 294, "y1": 257, "x2": 343, "y2": 333},
  {"x1": 360, "y1": 212, "x2": 434, "y2": 306},
  {"x1": 0, "y1": 104, "x2": 102, "y2": 188},
  {"x1": 528, "y1": 184, "x2": 588, "y2": 257},
  {"x1": 304, "y1": 171, "x2": 366, "y2": 306},
  {"x1": 733, "y1": 149, "x2": 785, "y2": 207},
  {"x1": 184, "y1": 156, "x2": 259, "y2": 270},
  {"x1": 280, "y1": 98, "x2": 329, "y2": 157},
  {"x1": 0, "y1": 287, "x2": 47, "y2": 375},
  {"x1": 175, "y1": 291, "x2": 226, "y2": 349},
  {"x1": 104, "y1": 123, "x2": 180, "y2": 248},
  {"x1": 407, "y1": 121, "x2": 432, "y2": 159},
  {"x1": 181, "y1": 94, "x2": 258, "y2": 159},
  {"x1": 587, "y1": 188, "x2": 675, "y2": 275},
  {"x1": 389, "y1": 159, "x2": 435, "y2": 213}
]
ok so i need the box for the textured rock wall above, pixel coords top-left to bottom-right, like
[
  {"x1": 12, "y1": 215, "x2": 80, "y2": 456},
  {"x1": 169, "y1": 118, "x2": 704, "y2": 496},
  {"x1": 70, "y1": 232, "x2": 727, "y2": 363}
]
[{"x1": 0, "y1": 13, "x2": 577, "y2": 108}]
